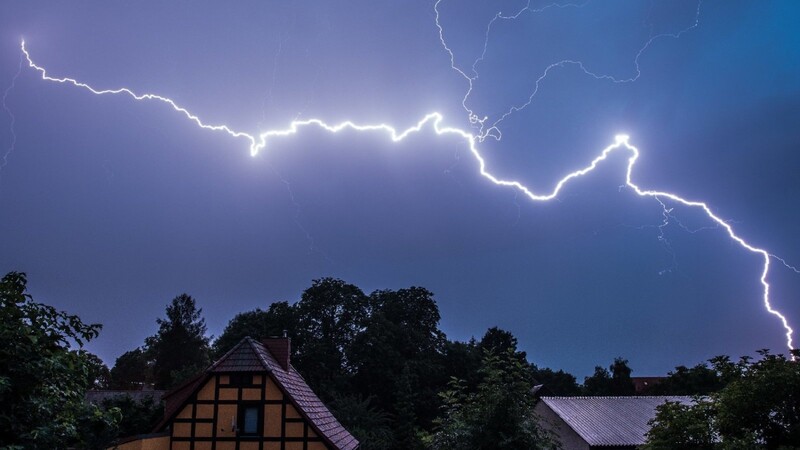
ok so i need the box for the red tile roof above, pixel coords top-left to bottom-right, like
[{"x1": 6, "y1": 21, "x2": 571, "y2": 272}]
[
  {"x1": 208, "y1": 338, "x2": 267, "y2": 372},
  {"x1": 155, "y1": 337, "x2": 358, "y2": 450},
  {"x1": 247, "y1": 338, "x2": 358, "y2": 450}
]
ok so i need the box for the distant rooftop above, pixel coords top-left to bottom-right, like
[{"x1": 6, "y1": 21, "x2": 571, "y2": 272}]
[{"x1": 86, "y1": 389, "x2": 166, "y2": 405}]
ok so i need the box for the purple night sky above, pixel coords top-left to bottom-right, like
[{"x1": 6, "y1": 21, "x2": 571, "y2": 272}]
[{"x1": 1, "y1": 0, "x2": 799, "y2": 377}]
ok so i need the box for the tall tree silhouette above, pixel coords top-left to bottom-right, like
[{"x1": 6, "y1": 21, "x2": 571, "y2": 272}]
[{"x1": 147, "y1": 294, "x2": 210, "y2": 389}]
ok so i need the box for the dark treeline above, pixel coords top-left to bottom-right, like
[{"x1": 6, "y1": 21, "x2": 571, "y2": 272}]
[
  {"x1": 101, "y1": 277, "x2": 638, "y2": 448},
  {"x1": 3, "y1": 272, "x2": 799, "y2": 449}
]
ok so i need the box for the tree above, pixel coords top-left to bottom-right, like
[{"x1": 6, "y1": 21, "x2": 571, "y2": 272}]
[
  {"x1": 530, "y1": 364, "x2": 581, "y2": 396},
  {"x1": 84, "y1": 352, "x2": 112, "y2": 389},
  {"x1": 213, "y1": 301, "x2": 296, "y2": 358},
  {"x1": 394, "y1": 364, "x2": 424, "y2": 450},
  {"x1": 714, "y1": 350, "x2": 800, "y2": 447},
  {"x1": 0, "y1": 272, "x2": 120, "y2": 448},
  {"x1": 426, "y1": 349, "x2": 559, "y2": 450},
  {"x1": 478, "y1": 327, "x2": 527, "y2": 363},
  {"x1": 349, "y1": 287, "x2": 447, "y2": 442},
  {"x1": 293, "y1": 278, "x2": 370, "y2": 395},
  {"x1": 583, "y1": 357, "x2": 635, "y2": 395},
  {"x1": 643, "y1": 398, "x2": 717, "y2": 449},
  {"x1": 608, "y1": 357, "x2": 636, "y2": 395},
  {"x1": 328, "y1": 394, "x2": 394, "y2": 450},
  {"x1": 441, "y1": 339, "x2": 482, "y2": 392},
  {"x1": 99, "y1": 395, "x2": 164, "y2": 440},
  {"x1": 583, "y1": 365, "x2": 613, "y2": 395},
  {"x1": 146, "y1": 294, "x2": 211, "y2": 389},
  {"x1": 644, "y1": 350, "x2": 800, "y2": 449},
  {"x1": 645, "y1": 363, "x2": 724, "y2": 395},
  {"x1": 110, "y1": 347, "x2": 152, "y2": 390}
]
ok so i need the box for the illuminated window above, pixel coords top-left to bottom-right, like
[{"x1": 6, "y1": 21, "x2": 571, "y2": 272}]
[{"x1": 238, "y1": 404, "x2": 261, "y2": 436}]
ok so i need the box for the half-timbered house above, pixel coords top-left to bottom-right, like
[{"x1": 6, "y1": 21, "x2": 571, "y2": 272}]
[{"x1": 112, "y1": 337, "x2": 358, "y2": 450}]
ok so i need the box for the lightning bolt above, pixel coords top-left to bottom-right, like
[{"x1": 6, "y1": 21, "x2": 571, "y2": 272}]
[
  {"x1": 1, "y1": 51, "x2": 23, "y2": 176},
  {"x1": 435, "y1": 0, "x2": 709, "y2": 288},
  {"x1": 435, "y1": 0, "x2": 703, "y2": 140},
  {"x1": 19, "y1": 38, "x2": 796, "y2": 352},
  {"x1": 269, "y1": 162, "x2": 333, "y2": 263}
]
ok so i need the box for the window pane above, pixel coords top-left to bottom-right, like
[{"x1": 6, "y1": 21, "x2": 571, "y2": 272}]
[
  {"x1": 231, "y1": 374, "x2": 253, "y2": 386},
  {"x1": 243, "y1": 407, "x2": 258, "y2": 434}
]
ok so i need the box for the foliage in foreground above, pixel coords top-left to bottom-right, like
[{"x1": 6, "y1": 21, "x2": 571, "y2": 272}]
[
  {"x1": 0, "y1": 272, "x2": 120, "y2": 449},
  {"x1": 644, "y1": 350, "x2": 800, "y2": 449},
  {"x1": 99, "y1": 395, "x2": 164, "y2": 440},
  {"x1": 425, "y1": 348, "x2": 560, "y2": 450}
]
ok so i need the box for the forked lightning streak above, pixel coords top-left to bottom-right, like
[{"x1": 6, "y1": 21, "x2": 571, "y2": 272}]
[{"x1": 19, "y1": 40, "x2": 795, "y2": 351}]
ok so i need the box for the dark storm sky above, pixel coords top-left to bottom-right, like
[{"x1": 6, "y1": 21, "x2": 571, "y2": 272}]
[{"x1": 1, "y1": 0, "x2": 799, "y2": 378}]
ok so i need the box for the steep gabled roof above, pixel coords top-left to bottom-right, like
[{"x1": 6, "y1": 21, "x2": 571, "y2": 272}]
[
  {"x1": 153, "y1": 371, "x2": 206, "y2": 432},
  {"x1": 154, "y1": 337, "x2": 358, "y2": 450},
  {"x1": 246, "y1": 339, "x2": 358, "y2": 450},
  {"x1": 540, "y1": 396, "x2": 694, "y2": 447},
  {"x1": 208, "y1": 337, "x2": 268, "y2": 372}
]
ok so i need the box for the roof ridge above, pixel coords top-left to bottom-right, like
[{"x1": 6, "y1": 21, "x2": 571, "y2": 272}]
[
  {"x1": 542, "y1": 395, "x2": 694, "y2": 399},
  {"x1": 207, "y1": 336, "x2": 250, "y2": 371},
  {"x1": 208, "y1": 336, "x2": 271, "y2": 372},
  {"x1": 247, "y1": 337, "x2": 279, "y2": 373},
  {"x1": 249, "y1": 339, "x2": 358, "y2": 450}
]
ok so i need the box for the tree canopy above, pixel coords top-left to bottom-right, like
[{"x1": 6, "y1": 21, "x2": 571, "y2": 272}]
[
  {"x1": 110, "y1": 347, "x2": 151, "y2": 390},
  {"x1": 145, "y1": 293, "x2": 211, "y2": 389},
  {"x1": 0, "y1": 272, "x2": 119, "y2": 449},
  {"x1": 293, "y1": 278, "x2": 371, "y2": 390},
  {"x1": 212, "y1": 301, "x2": 295, "y2": 359},
  {"x1": 16, "y1": 271, "x2": 798, "y2": 450},
  {"x1": 644, "y1": 363, "x2": 724, "y2": 396},
  {"x1": 426, "y1": 348, "x2": 559, "y2": 450},
  {"x1": 645, "y1": 350, "x2": 800, "y2": 449},
  {"x1": 582, "y1": 357, "x2": 636, "y2": 396}
]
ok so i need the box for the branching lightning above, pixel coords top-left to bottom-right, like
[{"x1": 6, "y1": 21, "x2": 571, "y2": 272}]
[
  {"x1": 434, "y1": 0, "x2": 703, "y2": 140},
  {"x1": 1, "y1": 51, "x2": 23, "y2": 176},
  {"x1": 269, "y1": 162, "x2": 333, "y2": 263},
  {"x1": 19, "y1": 27, "x2": 796, "y2": 352}
]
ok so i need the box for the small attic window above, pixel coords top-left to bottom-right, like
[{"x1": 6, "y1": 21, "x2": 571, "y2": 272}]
[
  {"x1": 238, "y1": 403, "x2": 261, "y2": 436},
  {"x1": 229, "y1": 373, "x2": 253, "y2": 387}
]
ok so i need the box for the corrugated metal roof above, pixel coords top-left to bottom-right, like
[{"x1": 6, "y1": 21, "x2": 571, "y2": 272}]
[{"x1": 541, "y1": 396, "x2": 694, "y2": 447}]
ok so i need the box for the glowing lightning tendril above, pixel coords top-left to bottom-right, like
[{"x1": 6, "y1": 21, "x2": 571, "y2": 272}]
[
  {"x1": 18, "y1": 38, "x2": 795, "y2": 351},
  {"x1": 434, "y1": 0, "x2": 703, "y2": 141},
  {"x1": 1, "y1": 52, "x2": 23, "y2": 176}
]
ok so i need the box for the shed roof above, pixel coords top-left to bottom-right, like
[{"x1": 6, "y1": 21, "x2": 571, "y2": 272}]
[{"x1": 540, "y1": 396, "x2": 694, "y2": 447}]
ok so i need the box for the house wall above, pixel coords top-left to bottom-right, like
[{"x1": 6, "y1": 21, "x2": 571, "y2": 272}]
[
  {"x1": 111, "y1": 435, "x2": 170, "y2": 450},
  {"x1": 169, "y1": 373, "x2": 329, "y2": 450},
  {"x1": 534, "y1": 401, "x2": 590, "y2": 450}
]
